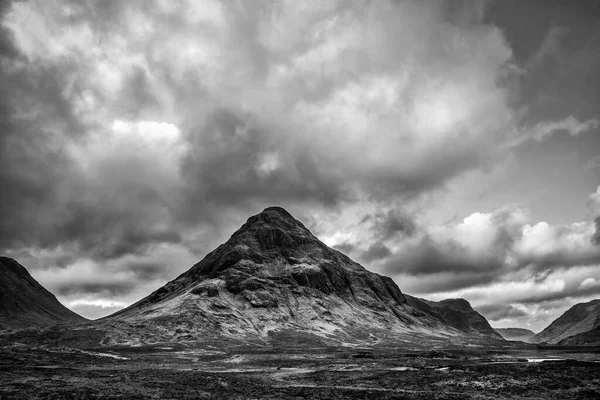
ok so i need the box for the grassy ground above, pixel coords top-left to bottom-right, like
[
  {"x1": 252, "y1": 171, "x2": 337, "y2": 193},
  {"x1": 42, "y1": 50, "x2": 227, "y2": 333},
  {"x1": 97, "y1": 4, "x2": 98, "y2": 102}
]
[{"x1": 1, "y1": 339, "x2": 599, "y2": 399}]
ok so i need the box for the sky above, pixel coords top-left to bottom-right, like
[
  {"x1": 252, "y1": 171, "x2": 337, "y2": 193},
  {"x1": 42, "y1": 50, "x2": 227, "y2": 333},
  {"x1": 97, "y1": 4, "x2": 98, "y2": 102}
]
[{"x1": 0, "y1": 0, "x2": 599, "y2": 332}]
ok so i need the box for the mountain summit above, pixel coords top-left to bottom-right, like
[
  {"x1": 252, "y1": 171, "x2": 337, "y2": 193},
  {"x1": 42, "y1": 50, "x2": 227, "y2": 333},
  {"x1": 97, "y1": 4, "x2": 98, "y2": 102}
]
[
  {"x1": 103, "y1": 207, "x2": 500, "y2": 345},
  {"x1": 0, "y1": 257, "x2": 86, "y2": 329}
]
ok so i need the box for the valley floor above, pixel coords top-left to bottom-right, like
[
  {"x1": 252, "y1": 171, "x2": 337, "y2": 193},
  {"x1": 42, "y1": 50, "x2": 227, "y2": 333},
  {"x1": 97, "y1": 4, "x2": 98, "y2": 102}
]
[{"x1": 1, "y1": 339, "x2": 600, "y2": 399}]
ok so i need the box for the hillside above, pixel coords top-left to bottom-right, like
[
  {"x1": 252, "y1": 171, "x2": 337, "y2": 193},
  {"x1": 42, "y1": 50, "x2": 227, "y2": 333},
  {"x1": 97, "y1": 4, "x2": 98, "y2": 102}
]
[
  {"x1": 405, "y1": 295, "x2": 503, "y2": 339},
  {"x1": 532, "y1": 299, "x2": 600, "y2": 344},
  {"x1": 0, "y1": 257, "x2": 86, "y2": 329}
]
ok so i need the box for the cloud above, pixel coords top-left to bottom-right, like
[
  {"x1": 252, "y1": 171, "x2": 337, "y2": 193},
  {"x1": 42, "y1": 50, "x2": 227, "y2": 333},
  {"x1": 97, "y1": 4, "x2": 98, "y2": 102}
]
[
  {"x1": 506, "y1": 115, "x2": 600, "y2": 147},
  {"x1": 68, "y1": 301, "x2": 126, "y2": 321},
  {"x1": 514, "y1": 220, "x2": 600, "y2": 269},
  {"x1": 360, "y1": 243, "x2": 392, "y2": 264},
  {"x1": 360, "y1": 199, "x2": 600, "y2": 320},
  {"x1": 0, "y1": 0, "x2": 522, "y2": 257},
  {"x1": 526, "y1": 26, "x2": 568, "y2": 69},
  {"x1": 24, "y1": 242, "x2": 199, "y2": 319},
  {"x1": 475, "y1": 303, "x2": 528, "y2": 322},
  {"x1": 379, "y1": 207, "x2": 528, "y2": 276},
  {"x1": 588, "y1": 186, "x2": 600, "y2": 217},
  {"x1": 527, "y1": 115, "x2": 599, "y2": 142},
  {"x1": 366, "y1": 209, "x2": 417, "y2": 240},
  {"x1": 593, "y1": 218, "x2": 600, "y2": 246}
]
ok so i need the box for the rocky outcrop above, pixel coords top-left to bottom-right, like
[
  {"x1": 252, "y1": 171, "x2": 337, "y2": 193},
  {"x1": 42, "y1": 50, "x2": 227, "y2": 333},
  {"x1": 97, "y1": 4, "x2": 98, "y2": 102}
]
[{"x1": 0, "y1": 257, "x2": 86, "y2": 329}]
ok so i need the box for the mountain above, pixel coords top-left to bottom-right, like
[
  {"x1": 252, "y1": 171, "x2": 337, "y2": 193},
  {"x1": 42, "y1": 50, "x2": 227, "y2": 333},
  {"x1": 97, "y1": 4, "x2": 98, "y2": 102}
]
[
  {"x1": 532, "y1": 299, "x2": 600, "y2": 344},
  {"x1": 494, "y1": 328, "x2": 536, "y2": 342},
  {"x1": 405, "y1": 295, "x2": 503, "y2": 339},
  {"x1": 0, "y1": 257, "x2": 86, "y2": 329},
  {"x1": 557, "y1": 325, "x2": 600, "y2": 346},
  {"x1": 101, "y1": 207, "x2": 502, "y2": 345}
]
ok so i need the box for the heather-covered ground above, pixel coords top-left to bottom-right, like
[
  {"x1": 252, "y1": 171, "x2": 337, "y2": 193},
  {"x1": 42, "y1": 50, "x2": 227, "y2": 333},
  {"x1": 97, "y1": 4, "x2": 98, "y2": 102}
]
[{"x1": 1, "y1": 336, "x2": 599, "y2": 399}]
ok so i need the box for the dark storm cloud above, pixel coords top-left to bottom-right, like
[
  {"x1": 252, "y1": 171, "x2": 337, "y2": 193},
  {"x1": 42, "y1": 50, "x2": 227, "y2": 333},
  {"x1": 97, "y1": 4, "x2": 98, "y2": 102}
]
[
  {"x1": 518, "y1": 282, "x2": 600, "y2": 305},
  {"x1": 55, "y1": 280, "x2": 136, "y2": 297},
  {"x1": 0, "y1": 67, "x2": 77, "y2": 249},
  {"x1": 404, "y1": 271, "x2": 500, "y2": 295},
  {"x1": 54, "y1": 185, "x2": 183, "y2": 261},
  {"x1": 352, "y1": 209, "x2": 417, "y2": 263},
  {"x1": 380, "y1": 237, "x2": 503, "y2": 276},
  {"x1": 359, "y1": 243, "x2": 392, "y2": 264},
  {"x1": 516, "y1": 248, "x2": 600, "y2": 271},
  {"x1": 364, "y1": 209, "x2": 417, "y2": 240},
  {"x1": 179, "y1": 108, "x2": 344, "y2": 222},
  {"x1": 123, "y1": 260, "x2": 173, "y2": 281}
]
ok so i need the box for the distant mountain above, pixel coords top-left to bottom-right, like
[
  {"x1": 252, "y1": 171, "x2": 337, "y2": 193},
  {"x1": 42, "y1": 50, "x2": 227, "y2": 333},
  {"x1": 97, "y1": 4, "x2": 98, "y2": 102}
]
[
  {"x1": 0, "y1": 257, "x2": 86, "y2": 329},
  {"x1": 405, "y1": 295, "x2": 503, "y2": 339},
  {"x1": 494, "y1": 328, "x2": 536, "y2": 342},
  {"x1": 101, "y1": 207, "x2": 503, "y2": 345},
  {"x1": 532, "y1": 299, "x2": 600, "y2": 344}
]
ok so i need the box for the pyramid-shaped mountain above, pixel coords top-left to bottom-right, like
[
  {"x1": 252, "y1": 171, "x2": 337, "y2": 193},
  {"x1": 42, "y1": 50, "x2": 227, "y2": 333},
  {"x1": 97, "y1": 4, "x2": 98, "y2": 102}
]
[
  {"x1": 0, "y1": 257, "x2": 86, "y2": 329},
  {"x1": 103, "y1": 207, "x2": 501, "y2": 344}
]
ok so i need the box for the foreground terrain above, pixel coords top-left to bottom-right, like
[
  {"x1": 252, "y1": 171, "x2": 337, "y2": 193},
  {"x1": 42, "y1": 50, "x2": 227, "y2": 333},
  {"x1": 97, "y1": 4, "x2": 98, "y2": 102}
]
[{"x1": 1, "y1": 330, "x2": 599, "y2": 399}]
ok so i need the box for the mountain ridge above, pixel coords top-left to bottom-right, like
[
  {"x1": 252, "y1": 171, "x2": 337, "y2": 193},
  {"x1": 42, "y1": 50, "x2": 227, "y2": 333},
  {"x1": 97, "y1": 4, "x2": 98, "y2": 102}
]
[{"x1": 405, "y1": 295, "x2": 503, "y2": 339}]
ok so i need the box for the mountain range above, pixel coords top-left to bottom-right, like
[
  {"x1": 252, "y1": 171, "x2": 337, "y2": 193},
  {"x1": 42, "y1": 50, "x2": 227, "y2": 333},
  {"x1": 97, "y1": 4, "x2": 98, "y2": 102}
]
[{"x1": 1, "y1": 207, "x2": 598, "y2": 348}]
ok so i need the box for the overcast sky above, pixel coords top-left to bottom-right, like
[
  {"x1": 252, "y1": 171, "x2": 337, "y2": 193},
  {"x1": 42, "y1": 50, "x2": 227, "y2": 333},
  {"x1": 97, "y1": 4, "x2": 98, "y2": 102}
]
[{"x1": 1, "y1": 0, "x2": 599, "y2": 332}]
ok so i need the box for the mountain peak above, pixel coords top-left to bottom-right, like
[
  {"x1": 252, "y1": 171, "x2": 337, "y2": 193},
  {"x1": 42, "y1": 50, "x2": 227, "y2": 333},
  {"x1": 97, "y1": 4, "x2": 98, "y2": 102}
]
[
  {"x1": 227, "y1": 206, "x2": 318, "y2": 256},
  {"x1": 237, "y1": 206, "x2": 309, "y2": 234},
  {"x1": 261, "y1": 206, "x2": 295, "y2": 218}
]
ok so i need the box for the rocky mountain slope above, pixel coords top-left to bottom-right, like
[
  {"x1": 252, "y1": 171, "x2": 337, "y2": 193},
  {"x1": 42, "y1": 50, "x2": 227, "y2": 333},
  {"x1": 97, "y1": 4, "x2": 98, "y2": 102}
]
[
  {"x1": 494, "y1": 328, "x2": 536, "y2": 342},
  {"x1": 101, "y1": 207, "x2": 503, "y2": 345},
  {"x1": 0, "y1": 257, "x2": 86, "y2": 329},
  {"x1": 532, "y1": 299, "x2": 600, "y2": 344},
  {"x1": 405, "y1": 295, "x2": 503, "y2": 339}
]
